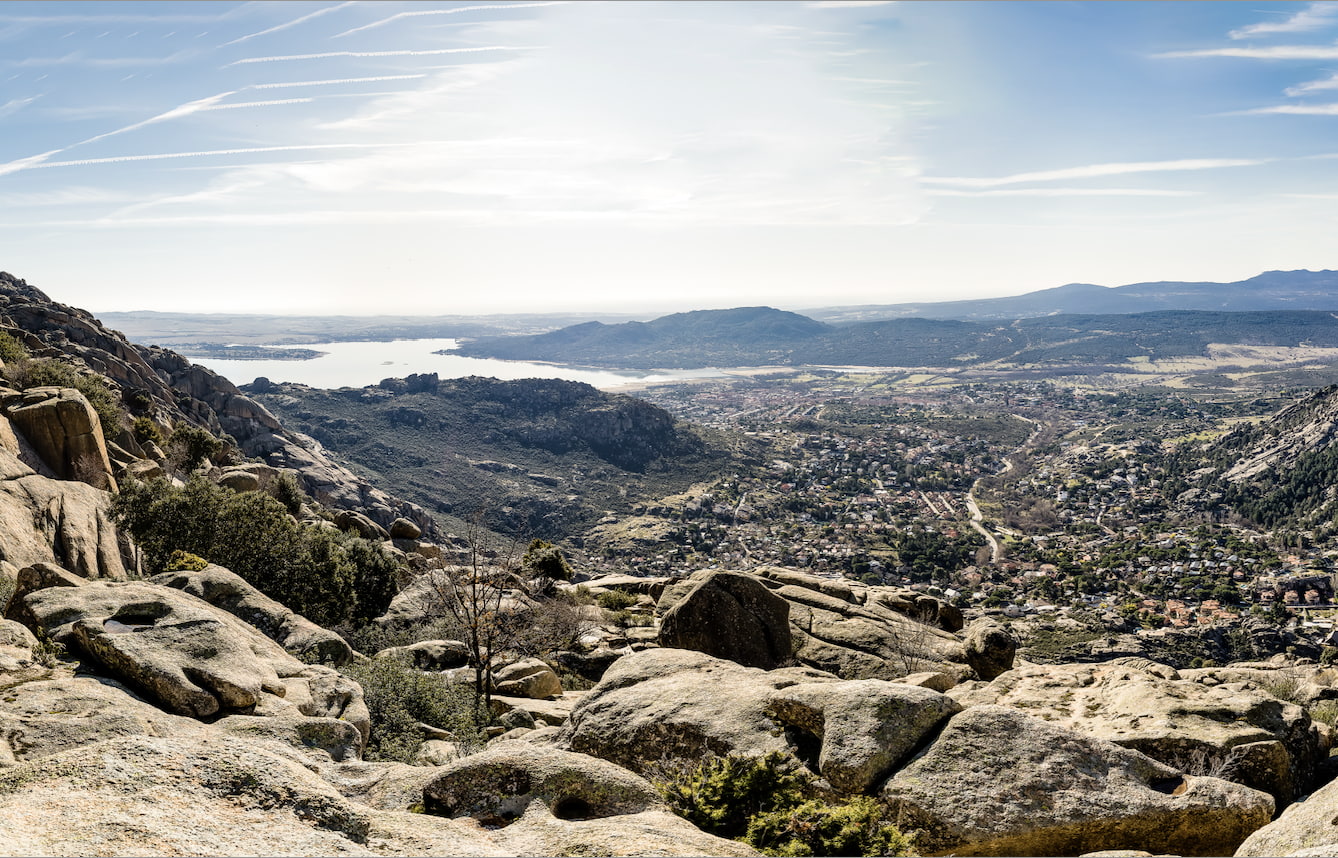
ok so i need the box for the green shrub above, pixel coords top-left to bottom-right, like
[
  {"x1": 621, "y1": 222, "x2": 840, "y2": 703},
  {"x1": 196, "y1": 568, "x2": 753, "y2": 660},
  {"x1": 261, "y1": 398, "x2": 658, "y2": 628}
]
[
  {"x1": 343, "y1": 656, "x2": 485, "y2": 762},
  {"x1": 655, "y1": 752, "x2": 915, "y2": 857},
  {"x1": 132, "y1": 416, "x2": 165, "y2": 447},
  {"x1": 112, "y1": 476, "x2": 400, "y2": 627},
  {"x1": 0, "y1": 331, "x2": 29, "y2": 364},
  {"x1": 522, "y1": 539, "x2": 573, "y2": 583},
  {"x1": 596, "y1": 589, "x2": 639, "y2": 611},
  {"x1": 657, "y1": 752, "x2": 810, "y2": 841},
  {"x1": 271, "y1": 471, "x2": 307, "y2": 516},
  {"x1": 164, "y1": 550, "x2": 209, "y2": 572},
  {"x1": 1310, "y1": 699, "x2": 1338, "y2": 726},
  {"x1": 747, "y1": 797, "x2": 917, "y2": 857},
  {"x1": 168, "y1": 425, "x2": 223, "y2": 471}
]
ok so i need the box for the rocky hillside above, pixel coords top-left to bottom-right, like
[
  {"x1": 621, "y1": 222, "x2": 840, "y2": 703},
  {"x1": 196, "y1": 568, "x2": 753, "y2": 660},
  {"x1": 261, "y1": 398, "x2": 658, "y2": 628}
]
[
  {"x1": 248, "y1": 374, "x2": 748, "y2": 541},
  {"x1": 1168, "y1": 384, "x2": 1338, "y2": 531},
  {"x1": 0, "y1": 271, "x2": 433, "y2": 534}
]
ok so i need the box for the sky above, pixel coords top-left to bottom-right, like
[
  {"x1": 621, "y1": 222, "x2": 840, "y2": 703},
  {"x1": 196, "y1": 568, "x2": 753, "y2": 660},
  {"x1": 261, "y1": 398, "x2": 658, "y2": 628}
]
[{"x1": 1, "y1": 1, "x2": 1337, "y2": 316}]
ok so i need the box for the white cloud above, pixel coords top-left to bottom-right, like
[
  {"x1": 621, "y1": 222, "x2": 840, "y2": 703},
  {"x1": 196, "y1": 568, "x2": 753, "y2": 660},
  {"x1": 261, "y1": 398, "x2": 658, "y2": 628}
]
[
  {"x1": 927, "y1": 188, "x2": 1200, "y2": 198},
  {"x1": 249, "y1": 74, "x2": 427, "y2": 90},
  {"x1": 0, "y1": 94, "x2": 39, "y2": 118},
  {"x1": 1229, "y1": 2, "x2": 1338, "y2": 39},
  {"x1": 231, "y1": 45, "x2": 525, "y2": 65},
  {"x1": 1286, "y1": 71, "x2": 1338, "y2": 95},
  {"x1": 222, "y1": 2, "x2": 354, "y2": 47},
  {"x1": 11, "y1": 49, "x2": 196, "y2": 67},
  {"x1": 1233, "y1": 103, "x2": 1338, "y2": 115},
  {"x1": 922, "y1": 159, "x2": 1265, "y2": 188},
  {"x1": 1157, "y1": 45, "x2": 1338, "y2": 60},
  {"x1": 334, "y1": 2, "x2": 570, "y2": 39}
]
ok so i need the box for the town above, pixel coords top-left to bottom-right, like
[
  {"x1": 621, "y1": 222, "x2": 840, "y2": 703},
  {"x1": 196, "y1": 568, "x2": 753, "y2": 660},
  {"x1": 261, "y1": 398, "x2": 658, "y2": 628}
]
[{"x1": 580, "y1": 371, "x2": 1338, "y2": 646}]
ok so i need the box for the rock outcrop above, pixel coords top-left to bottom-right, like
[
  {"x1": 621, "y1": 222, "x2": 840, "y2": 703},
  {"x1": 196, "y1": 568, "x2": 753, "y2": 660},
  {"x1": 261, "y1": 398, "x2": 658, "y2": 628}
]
[
  {"x1": 16, "y1": 580, "x2": 368, "y2": 738},
  {"x1": 0, "y1": 271, "x2": 436, "y2": 537},
  {"x1": 558, "y1": 648, "x2": 959, "y2": 794},
  {"x1": 151, "y1": 564, "x2": 354, "y2": 666},
  {"x1": 949, "y1": 660, "x2": 1323, "y2": 806},
  {"x1": 1235, "y1": 768, "x2": 1338, "y2": 857},
  {"x1": 658, "y1": 571, "x2": 792, "y2": 669},
  {"x1": 882, "y1": 705, "x2": 1274, "y2": 857},
  {"x1": 1, "y1": 387, "x2": 115, "y2": 490}
]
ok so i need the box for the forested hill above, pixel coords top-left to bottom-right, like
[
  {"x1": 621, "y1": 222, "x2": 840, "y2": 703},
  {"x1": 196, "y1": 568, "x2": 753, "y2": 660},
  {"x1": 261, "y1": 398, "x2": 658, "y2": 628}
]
[
  {"x1": 247, "y1": 374, "x2": 747, "y2": 540},
  {"x1": 1168, "y1": 384, "x2": 1338, "y2": 533},
  {"x1": 455, "y1": 305, "x2": 1338, "y2": 370}
]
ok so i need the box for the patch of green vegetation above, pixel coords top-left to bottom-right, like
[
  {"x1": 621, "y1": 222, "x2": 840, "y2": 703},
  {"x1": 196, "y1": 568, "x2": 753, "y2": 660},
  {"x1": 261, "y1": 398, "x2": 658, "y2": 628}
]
[
  {"x1": 112, "y1": 475, "x2": 399, "y2": 627},
  {"x1": 655, "y1": 752, "x2": 916, "y2": 857},
  {"x1": 250, "y1": 377, "x2": 742, "y2": 544},
  {"x1": 343, "y1": 655, "x2": 486, "y2": 763},
  {"x1": 0, "y1": 331, "x2": 29, "y2": 364}
]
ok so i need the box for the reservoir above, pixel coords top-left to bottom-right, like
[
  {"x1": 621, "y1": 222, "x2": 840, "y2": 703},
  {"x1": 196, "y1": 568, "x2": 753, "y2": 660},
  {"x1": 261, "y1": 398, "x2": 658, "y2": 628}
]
[{"x1": 190, "y1": 338, "x2": 724, "y2": 391}]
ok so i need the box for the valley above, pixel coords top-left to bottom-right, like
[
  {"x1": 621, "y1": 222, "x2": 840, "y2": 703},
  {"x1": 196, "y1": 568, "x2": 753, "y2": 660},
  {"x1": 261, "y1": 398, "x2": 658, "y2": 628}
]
[{"x1": 9, "y1": 268, "x2": 1338, "y2": 856}]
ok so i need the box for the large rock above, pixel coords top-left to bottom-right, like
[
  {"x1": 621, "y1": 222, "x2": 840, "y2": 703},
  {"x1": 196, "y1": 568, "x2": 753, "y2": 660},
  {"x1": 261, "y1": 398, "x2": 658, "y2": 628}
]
[
  {"x1": 151, "y1": 564, "x2": 354, "y2": 666},
  {"x1": 0, "y1": 475, "x2": 132, "y2": 579},
  {"x1": 963, "y1": 618, "x2": 1017, "y2": 680},
  {"x1": 658, "y1": 571, "x2": 791, "y2": 669},
  {"x1": 882, "y1": 705, "x2": 1273, "y2": 857},
  {"x1": 493, "y1": 657, "x2": 563, "y2": 700},
  {"x1": 1235, "y1": 767, "x2": 1338, "y2": 856},
  {"x1": 558, "y1": 648, "x2": 958, "y2": 794},
  {"x1": 2, "y1": 386, "x2": 115, "y2": 491},
  {"x1": 422, "y1": 743, "x2": 758, "y2": 856},
  {"x1": 779, "y1": 582, "x2": 971, "y2": 680},
  {"x1": 18, "y1": 581, "x2": 366, "y2": 733},
  {"x1": 765, "y1": 677, "x2": 960, "y2": 793},
  {"x1": 375, "y1": 639, "x2": 469, "y2": 671},
  {"x1": 0, "y1": 675, "x2": 205, "y2": 767},
  {"x1": 0, "y1": 733, "x2": 510, "y2": 857},
  {"x1": 950, "y1": 661, "x2": 1323, "y2": 807}
]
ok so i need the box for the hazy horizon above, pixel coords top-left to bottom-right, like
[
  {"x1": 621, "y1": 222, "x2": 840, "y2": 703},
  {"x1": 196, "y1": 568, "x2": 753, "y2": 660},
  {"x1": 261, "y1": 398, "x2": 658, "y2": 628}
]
[{"x1": 2, "y1": 1, "x2": 1336, "y2": 316}]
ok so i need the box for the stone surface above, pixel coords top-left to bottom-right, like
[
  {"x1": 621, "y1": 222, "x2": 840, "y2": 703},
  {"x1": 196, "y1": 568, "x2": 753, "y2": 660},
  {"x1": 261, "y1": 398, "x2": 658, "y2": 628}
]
[
  {"x1": 559, "y1": 647, "x2": 957, "y2": 796},
  {"x1": 389, "y1": 517, "x2": 422, "y2": 540},
  {"x1": 216, "y1": 469, "x2": 261, "y2": 493},
  {"x1": 0, "y1": 733, "x2": 509, "y2": 857},
  {"x1": 493, "y1": 657, "x2": 563, "y2": 700},
  {"x1": 422, "y1": 743, "x2": 757, "y2": 855},
  {"x1": 18, "y1": 580, "x2": 367, "y2": 733},
  {"x1": 151, "y1": 564, "x2": 354, "y2": 665},
  {"x1": 766, "y1": 678, "x2": 960, "y2": 793},
  {"x1": 0, "y1": 675, "x2": 206, "y2": 767},
  {"x1": 375, "y1": 639, "x2": 470, "y2": 670},
  {"x1": 1235, "y1": 767, "x2": 1338, "y2": 857},
  {"x1": 2, "y1": 386, "x2": 115, "y2": 490},
  {"x1": 334, "y1": 509, "x2": 389, "y2": 541},
  {"x1": 657, "y1": 571, "x2": 792, "y2": 669},
  {"x1": 963, "y1": 618, "x2": 1018, "y2": 681},
  {"x1": 950, "y1": 660, "x2": 1322, "y2": 806},
  {"x1": 0, "y1": 475, "x2": 132, "y2": 580},
  {"x1": 882, "y1": 705, "x2": 1273, "y2": 857}
]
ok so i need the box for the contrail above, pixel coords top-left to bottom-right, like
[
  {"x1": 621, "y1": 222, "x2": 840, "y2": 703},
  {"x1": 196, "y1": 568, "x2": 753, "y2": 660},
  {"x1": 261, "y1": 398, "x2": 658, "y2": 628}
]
[
  {"x1": 232, "y1": 45, "x2": 525, "y2": 65},
  {"x1": 334, "y1": 2, "x2": 568, "y2": 38}
]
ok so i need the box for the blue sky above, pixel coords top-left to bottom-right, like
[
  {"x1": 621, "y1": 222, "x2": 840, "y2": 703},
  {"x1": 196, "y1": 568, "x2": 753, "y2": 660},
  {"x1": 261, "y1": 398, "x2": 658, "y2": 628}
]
[{"x1": 1, "y1": 1, "x2": 1337, "y2": 315}]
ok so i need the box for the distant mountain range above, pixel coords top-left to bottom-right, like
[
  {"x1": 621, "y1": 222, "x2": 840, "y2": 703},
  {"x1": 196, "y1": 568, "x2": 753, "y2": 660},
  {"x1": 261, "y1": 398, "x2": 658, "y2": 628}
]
[
  {"x1": 804, "y1": 270, "x2": 1338, "y2": 323},
  {"x1": 455, "y1": 303, "x2": 1338, "y2": 371}
]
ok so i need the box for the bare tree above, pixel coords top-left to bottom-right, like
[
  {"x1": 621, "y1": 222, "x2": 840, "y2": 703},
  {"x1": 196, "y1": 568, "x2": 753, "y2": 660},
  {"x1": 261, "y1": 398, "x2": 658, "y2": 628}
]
[
  {"x1": 428, "y1": 512, "x2": 525, "y2": 712},
  {"x1": 888, "y1": 607, "x2": 945, "y2": 677}
]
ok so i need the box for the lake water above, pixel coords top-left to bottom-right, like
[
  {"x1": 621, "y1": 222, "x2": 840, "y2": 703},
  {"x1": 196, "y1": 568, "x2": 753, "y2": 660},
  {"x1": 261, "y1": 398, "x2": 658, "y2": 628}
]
[{"x1": 191, "y1": 338, "x2": 726, "y2": 391}]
